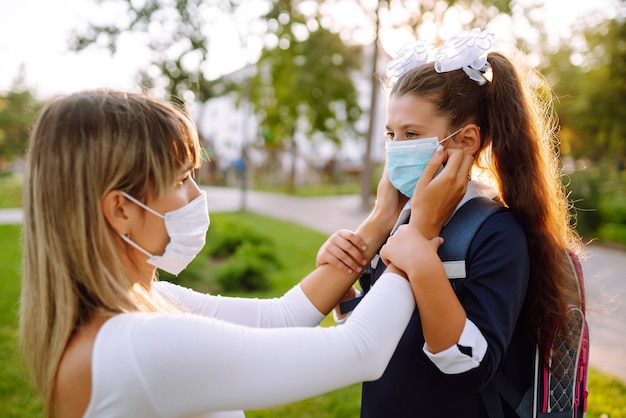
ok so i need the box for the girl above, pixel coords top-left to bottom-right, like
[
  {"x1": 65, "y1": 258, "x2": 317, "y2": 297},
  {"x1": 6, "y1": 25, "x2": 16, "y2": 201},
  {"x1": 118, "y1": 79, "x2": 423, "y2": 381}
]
[
  {"x1": 19, "y1": 89, "x2": 471, "y2": 417},
  {"x1": 317, "y1": 29, "x2": 582, "y2": 417}
]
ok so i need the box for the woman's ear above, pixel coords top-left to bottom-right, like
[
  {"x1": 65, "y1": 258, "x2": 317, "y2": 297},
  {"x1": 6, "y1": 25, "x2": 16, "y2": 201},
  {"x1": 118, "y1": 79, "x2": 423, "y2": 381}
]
[
  {"x1": 459, "y1": 124, "x2": 482, "y2": 156},
  {"x1": 102, "y1": 190, "x2": 132, "y2": 235}
]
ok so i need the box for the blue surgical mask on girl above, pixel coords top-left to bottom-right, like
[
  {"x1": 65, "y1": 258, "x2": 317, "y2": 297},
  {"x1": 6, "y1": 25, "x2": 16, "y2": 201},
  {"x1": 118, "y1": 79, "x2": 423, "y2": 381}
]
[
  {"x1": 385, "y1": 128, "x2": 462, "y2": 198},
  {"x1": 118, "y1": 191, "x2": 210, "y2": 275}
]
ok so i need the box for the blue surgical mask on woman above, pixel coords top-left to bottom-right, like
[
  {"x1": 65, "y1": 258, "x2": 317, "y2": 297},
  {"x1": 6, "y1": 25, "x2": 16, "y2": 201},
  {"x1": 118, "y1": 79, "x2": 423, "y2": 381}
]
[
  {"x1": 118, "y1": 191, "x2": 210, "y2": 275},
  {"x1": 385, "y1": 128, "x2": 462, "y2": 198}
]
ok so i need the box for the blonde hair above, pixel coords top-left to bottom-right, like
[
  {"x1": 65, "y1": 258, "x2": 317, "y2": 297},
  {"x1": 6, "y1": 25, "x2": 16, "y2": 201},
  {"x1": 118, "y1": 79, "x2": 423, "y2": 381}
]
[{"x1": 19, "y1": 89, "x2": 202, "y2": 416}]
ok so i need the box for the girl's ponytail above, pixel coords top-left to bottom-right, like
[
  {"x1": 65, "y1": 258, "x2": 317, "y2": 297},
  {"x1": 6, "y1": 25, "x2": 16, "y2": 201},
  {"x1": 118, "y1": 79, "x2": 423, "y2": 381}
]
[{"x1": 484, "y1": 52, "x2": 581, "y2": 348}]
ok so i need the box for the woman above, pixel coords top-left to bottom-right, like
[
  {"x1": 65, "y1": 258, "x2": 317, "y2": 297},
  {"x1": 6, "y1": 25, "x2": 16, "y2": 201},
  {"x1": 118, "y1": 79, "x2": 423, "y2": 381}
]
[{"x1": 19, "y1": 89, "x2": 471, "y2": 417}]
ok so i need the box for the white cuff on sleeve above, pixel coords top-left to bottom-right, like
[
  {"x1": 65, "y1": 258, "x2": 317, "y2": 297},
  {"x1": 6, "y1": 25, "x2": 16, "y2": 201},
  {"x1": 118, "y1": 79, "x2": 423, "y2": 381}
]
[
  {"x1": 332, "y1": 289, "x2": 363, "y2": 324},
  {"x1": 422, "y1": 318, "x2": 488, "y2": 374},
  {"x1": 333, "y1": 309, "x2": 349, "y2": 324}
]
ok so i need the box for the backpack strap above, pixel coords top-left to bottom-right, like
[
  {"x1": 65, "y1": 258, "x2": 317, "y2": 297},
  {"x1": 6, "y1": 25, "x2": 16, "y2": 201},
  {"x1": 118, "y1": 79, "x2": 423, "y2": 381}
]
[
  {"x1": 439, "y1": 196, "x2": 505, "y2": 261},
  {"x1": 437, "y1": 197, "x2": 518, "y2": 418},
  {"x1": 438, "y1": 196, "x2": 505, "y2": 293}
]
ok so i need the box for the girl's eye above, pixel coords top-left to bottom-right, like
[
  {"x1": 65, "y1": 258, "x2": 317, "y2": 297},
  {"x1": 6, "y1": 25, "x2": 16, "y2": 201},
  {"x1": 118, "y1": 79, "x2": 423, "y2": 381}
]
[
  {"x1": 385, "y1": 131, "x2": 421, "y2": 141},
  {"x1": 406, "y1": 131, "x2": 419, "y2": 139}
]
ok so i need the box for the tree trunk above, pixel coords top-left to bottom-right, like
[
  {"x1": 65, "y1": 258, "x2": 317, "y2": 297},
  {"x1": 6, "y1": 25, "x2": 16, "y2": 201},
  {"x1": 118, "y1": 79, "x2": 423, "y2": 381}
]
[{"x1": 360, "y1": 1, "x2": 383, "y2": 211}]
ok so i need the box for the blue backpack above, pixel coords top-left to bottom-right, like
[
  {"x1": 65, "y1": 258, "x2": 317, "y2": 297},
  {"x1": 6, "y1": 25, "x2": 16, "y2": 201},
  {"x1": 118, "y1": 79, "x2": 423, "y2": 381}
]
[{"x1": 438, "y1": 197, "x2": 589, "y2": 418}]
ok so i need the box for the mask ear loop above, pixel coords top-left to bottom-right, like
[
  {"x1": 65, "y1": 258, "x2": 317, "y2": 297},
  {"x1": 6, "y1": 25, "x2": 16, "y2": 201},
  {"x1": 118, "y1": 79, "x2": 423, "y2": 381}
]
[
  {"x1": 117, "y1": 191, "x2": 164, "y2": 258},
  {"x1": 439, "y1": 127, "x2": 464, "y2": 144},
  {"x1": 120, "y1": 191, "x2": 165, "y2": 219},
  {"x1": 119, "y1": 233, "x2": 156, "y2": 258}
]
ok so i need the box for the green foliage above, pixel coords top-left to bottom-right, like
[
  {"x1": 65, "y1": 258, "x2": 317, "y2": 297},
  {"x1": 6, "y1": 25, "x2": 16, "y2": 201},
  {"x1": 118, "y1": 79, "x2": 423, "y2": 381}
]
[
  {"x1": 161, "y1": 212, "x2": 325, "y2": 297},
  {"x1": 565, "y1": 162, "x2": 626, "y2": 245},
  {"x1": 566, "y1": 168, "x2": 604, "y2": 237},
  {"x1": 250, "y1": 1, "x2": 365, "y2": 193},
  {"x1": 587, "y1": 367, "x2": 626, "y2": 417},
  {"x1": 257, "y1": 0, "x2": 333, "y2": 140},
  {"x1": 204, "y1": 217, "x2": 271, "y2": 258},
  {"x1": 214, "y1": 241, "x2": 278, "y2": 292},
  {"x1": 546, "y1": 17, "x2": 626, "y2": 162},
  {"x1": 160, "y1": 215, "x2": 279, "y2": 293},
  {"x1": 0, "y1": 88, "x2": 41, "y2": 161},
  {"x1": 69, "y1": 0, "x2": 237, "y2": 102}
]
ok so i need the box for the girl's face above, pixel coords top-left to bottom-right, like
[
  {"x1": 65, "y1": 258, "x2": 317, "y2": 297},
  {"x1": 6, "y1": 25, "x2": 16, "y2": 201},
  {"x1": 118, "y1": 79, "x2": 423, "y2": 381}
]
[{"x1": 385, "y1": 94, "x2": 460, "y2": 148}]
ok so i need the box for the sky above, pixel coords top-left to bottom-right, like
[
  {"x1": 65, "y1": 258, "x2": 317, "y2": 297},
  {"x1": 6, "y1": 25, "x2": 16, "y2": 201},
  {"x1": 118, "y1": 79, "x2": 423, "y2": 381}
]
[
  {"x1": 0, "y1": 0, "x2": 622, "y2": 100},
  {"x1": 0, "y1": 0, "x2": 259, "y2": 99},
  {"x1": 0, "y1": 0, "x2": 142, "y2": 98}
]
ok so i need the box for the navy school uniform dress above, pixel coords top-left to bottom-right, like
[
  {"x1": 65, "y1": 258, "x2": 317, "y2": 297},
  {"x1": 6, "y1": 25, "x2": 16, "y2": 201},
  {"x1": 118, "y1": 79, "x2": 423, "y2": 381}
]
[{"x1": 349, "y1": 202, "x2": 533, "y2": 418}]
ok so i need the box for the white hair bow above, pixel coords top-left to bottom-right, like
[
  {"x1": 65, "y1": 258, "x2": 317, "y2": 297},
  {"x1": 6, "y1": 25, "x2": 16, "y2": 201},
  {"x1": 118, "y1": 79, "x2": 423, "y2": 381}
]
[
  {"x1": 434, "y1": 28, "x2": 494, "y2": 85},
  {"x1": 386, "y1": 28, "x2": 495, "y2": 86},
  {"x1": 386, "y1": 40, "x2": 435, "y2": 79}
]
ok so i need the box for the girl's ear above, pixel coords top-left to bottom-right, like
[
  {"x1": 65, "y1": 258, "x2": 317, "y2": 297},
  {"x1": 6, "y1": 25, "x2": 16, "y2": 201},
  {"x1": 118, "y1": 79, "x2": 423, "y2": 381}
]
[
  {"x1": 459, "y1": 124, "x2": 482, "y2": 156},
  {"x1": 102, "y1": 190, "x2": 133, "y2": 235}
]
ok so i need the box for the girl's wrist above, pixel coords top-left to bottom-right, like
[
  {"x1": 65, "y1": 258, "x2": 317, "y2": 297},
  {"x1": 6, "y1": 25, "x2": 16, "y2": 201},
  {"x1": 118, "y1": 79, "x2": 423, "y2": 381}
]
[
  {"x1": 408, "y1": 208, "x2": 441, "y2": 240},
  {"x1": 356, "y1": 213, "x2": 394, "y2": 257},
  {"x1": 368, "y1": 206, "x2": 397, "y2": 234}
]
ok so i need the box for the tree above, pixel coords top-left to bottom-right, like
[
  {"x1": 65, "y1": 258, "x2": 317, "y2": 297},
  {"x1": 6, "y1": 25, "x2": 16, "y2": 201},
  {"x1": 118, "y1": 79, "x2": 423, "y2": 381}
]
[
  {"x1": 70, "y1": 0, "x2": 240, "y2": 104},
  {"x1": 252, "y1": 0, "x2": 513, "y2": 203},
  {"x1": 249, "y1": 0, "x2": 364, "y2": 193},
  {"x1": 71, "y1": 0, "x2": 366, "y2": 193},
  {"x1": 541, "y1": 15, "x2": 626, "y2": 162},
  {"x1": 0, "y1": 70, "x2": 42, "y2": 164},
  {"x1": 71, "y1": 0, "x2": 547, "y2": 202}
]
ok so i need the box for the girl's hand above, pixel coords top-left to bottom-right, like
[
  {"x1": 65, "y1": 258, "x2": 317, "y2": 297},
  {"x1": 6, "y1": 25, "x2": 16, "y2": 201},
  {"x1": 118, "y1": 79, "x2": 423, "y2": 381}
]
[
  {"x1": 379, "y1": 225, "x2": 444, "y2": 278},
  {"x1": 410, "y1": 147, "x2": 474, "y2": 238},
  {"x1": 316, "y1": 229, "x2": 368, "y2": 274}
]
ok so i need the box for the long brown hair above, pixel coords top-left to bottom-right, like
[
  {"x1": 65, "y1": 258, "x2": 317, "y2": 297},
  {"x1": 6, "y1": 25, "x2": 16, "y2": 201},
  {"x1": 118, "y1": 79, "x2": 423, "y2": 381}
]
[
  {"x1": 387, "y1": 51, "x2": 582, "y2": 350},
  {"x1": 20, "y1": 90, "x2": 202, "y2": 416}
]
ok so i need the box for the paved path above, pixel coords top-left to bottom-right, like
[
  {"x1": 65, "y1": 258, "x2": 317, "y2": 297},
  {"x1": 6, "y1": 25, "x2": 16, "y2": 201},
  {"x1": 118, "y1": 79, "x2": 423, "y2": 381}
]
[{"x1": 2, "y1": 186, "x2": 625, "y2": 382}]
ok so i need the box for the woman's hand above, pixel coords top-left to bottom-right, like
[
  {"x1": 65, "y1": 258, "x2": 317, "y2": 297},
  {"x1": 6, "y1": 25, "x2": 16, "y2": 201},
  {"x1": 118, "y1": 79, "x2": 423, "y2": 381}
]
[
  {"x1": 410, "y1": 147, "x2": 474, "y2": 239},
  {"x1": 316, "y1": 229, "x2": 368, "y2": 274}
]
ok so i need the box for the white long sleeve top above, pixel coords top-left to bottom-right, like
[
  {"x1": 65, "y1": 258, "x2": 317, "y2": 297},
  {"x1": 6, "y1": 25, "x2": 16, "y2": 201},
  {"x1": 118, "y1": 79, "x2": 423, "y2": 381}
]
[{"x1": 82, "y1": 272, "x2": 414, "y2": 418}]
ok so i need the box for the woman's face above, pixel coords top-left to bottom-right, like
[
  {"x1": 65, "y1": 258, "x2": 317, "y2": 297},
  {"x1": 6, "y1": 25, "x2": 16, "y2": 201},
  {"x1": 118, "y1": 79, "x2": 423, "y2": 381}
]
[
  {"x1": 385, "y1": 94, "x2": 460, "y2": 148},
  {"x1": 126, "y1": 165, "x2": 202, "y2": 278}
]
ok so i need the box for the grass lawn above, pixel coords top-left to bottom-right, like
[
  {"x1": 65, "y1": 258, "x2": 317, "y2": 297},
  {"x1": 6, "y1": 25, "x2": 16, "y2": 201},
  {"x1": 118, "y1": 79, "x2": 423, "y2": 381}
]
[
  {"x1": 1, "y1": 217, "x2": 625, "y2": 417},
  {"x1": 0, "y1": 176, "x2": 22, "y2": 209},
  {"x1": 0, "y1": 224, "x2": 43, "y2": 416}
]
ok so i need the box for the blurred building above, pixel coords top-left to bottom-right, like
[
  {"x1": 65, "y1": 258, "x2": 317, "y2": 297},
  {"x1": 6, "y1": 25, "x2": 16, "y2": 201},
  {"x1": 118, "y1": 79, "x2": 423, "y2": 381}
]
[{"x1": 192, "y1": 45, "x2": 389, "y2": 187}]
